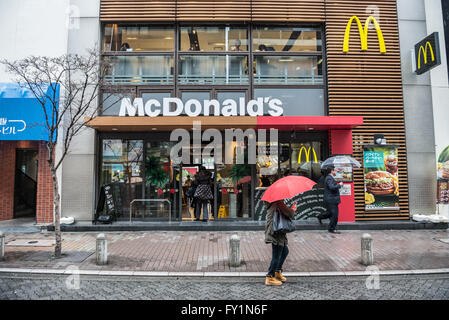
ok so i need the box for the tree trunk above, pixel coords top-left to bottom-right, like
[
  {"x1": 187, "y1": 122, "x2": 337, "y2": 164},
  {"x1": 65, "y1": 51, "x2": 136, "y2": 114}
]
[{"x1": 51, "y1": 165, "x2": 62, "y2": 258}]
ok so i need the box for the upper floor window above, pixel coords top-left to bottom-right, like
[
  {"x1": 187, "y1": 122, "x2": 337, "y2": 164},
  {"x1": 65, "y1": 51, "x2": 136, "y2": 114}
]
[
  {"x1": 252, "y1": 27, "x2": 322, "y2": 52},
  {"x1": 103, "y1": 24, "x2": 175, "y2": 52},
  {"x1": 179, "y1": 26, "x2": 248, "y2": 51}
]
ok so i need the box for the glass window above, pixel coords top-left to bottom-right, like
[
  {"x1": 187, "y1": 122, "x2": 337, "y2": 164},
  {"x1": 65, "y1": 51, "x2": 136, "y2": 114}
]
[
  {"x1": 252, "y1": 27, "x2": 322, "y2": 52},
  {"x1": 104, "y1": 55, "x2": 174, "y2": 85},
  {"x1": 254, "y1": 56, "x2": 323, "y2": 85},
  {"x1": 291, "y1": 142, "x2": 323, "y2": 181},
  {"x1": 180, "y1": 26, "x2": 248, "y2": 51},
  {"x1": 100, "y1": 139, "x2": 144, "y2": 218},
  {"x1": 181, "y1": 91, "x2": 211, "y2": 117},
  {"x1": 178, "y1": 55, "x2": 248, "y2": 84},
  {"x1": 254, "y1": 88, "x2": 325, "y2": 116},
  {"x1": 142, "y1": 92, "x2": 172, "y2": 106},
  {"x1": 101, "y1": 93, "x2": 132, "y2": 116},
  {"x1": 217, "y1": 91, "x2": 246, "y2": 106},
  {"x1": 103, "y1": 24, "x2": 174, "y2": 52}
]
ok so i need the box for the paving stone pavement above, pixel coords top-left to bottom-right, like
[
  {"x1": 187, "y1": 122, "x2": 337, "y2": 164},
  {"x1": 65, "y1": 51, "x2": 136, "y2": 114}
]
[
  {"x1": 0, "y1": 273, "x2": 448, "y2": 300},
  {"x1": 1, "y1": 230, "x2": 449, "y2": 272}
]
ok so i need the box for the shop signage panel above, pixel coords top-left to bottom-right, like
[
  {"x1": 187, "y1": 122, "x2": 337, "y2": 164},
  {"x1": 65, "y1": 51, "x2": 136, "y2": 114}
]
[
  {"x1": 0, "y1": 83, "x2": 57, "y2": 141},
  {"x1": 415, "y1": 32, "x2": 441, "y2": 75},
  {"x1": 118, "y1": 97, "x2": 284, "y2": 117},
  {"x1": 363, "y1": 145, "x2": 400, "y2": 211}
]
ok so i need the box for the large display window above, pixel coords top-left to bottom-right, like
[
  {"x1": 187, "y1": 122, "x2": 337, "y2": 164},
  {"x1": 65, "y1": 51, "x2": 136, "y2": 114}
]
[{"x1": 97, "y1": 132, "x2": 328, "y2": 222}]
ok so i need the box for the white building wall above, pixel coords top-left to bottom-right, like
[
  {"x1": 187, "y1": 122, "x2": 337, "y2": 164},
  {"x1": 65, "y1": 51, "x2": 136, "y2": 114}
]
[
  {"x1": 425, "y1": 0, "x2": 449, "y2": 218},
  {"x1": 60, "y1": 0, "x2": 101, "y2": 221},
  {"x1": 0, "y1": 0, "x2": 69, "y2": 81},
  {"x1": 397, "y1": 0, "x2": 437, "y2": 216}
]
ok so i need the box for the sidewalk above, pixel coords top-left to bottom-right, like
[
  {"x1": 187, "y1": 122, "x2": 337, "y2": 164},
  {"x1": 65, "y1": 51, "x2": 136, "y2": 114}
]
[{"x1": 1, "y1": 230, "x2": 449, "y2": 275}]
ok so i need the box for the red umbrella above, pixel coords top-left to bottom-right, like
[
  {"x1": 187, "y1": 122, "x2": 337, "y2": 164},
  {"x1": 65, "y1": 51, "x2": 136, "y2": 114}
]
[
  {"x1": 261, "y1": 176, "x2": 316, "y2": 203},
  {"x1": 237, "y1": 176, "x2": 252, "y2": 185}
]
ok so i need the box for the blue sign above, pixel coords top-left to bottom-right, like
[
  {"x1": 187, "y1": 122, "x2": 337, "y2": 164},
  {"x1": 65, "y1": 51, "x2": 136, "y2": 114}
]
[
  {"x1": 0, "y1": 83, "x2": 58, "y2": 141},
  {"x1": 364, "y1": 151, "x2": 384, "y2": 168}
]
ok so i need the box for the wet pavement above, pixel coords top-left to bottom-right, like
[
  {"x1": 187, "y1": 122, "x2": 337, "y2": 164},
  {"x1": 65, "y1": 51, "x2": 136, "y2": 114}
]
[{"x1": 1, "y1": 230, "x2": 449, "y2": 273}]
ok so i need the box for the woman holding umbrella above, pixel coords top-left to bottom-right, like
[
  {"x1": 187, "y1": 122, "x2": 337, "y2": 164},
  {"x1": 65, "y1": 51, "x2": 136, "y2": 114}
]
[
  {"x1": 264, "y1": 200, "x2": 297, "y2": 286},
  {"x1": 261, "y1": 176, "x2": 316, "y2": 286}
]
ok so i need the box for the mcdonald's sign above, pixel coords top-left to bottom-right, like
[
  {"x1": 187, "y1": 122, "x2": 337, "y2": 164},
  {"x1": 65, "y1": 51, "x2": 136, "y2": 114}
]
[
  {"x1": 343, "y1": 16, "x2": 386, "y2": 54},
  {"x1": 298, "y1": 146, "x2": 318, "y2": 164},
  {"x1": 415, "y1": 32, "x2": 441, "y2": 75}
]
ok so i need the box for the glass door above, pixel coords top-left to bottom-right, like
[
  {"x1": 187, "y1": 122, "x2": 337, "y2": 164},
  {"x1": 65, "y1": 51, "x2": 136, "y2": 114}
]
[{"x1": 145, "y1": 141, "x2": 176, "y2": 221}]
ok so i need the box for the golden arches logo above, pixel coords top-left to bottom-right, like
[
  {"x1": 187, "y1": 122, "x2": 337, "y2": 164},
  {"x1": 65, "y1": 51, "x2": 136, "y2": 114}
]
[
  {"x1": 343, "y1": 16, "x2": 387, "y2": 53},
  {"x1": 298, "y1": 146, "x2": 318, "y2": 164},
  {"x1": 417, "y1": 42, "x2": 435, "y2": 69}
]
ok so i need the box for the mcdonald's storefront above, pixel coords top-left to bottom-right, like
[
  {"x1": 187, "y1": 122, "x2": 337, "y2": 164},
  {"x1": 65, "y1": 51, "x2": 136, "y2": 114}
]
[{"x1": 88, "y1": 0, "x2": 409, "y2": 224}]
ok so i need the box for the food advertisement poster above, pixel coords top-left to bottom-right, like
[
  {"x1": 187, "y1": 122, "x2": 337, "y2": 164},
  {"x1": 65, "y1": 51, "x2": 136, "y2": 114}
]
[
  {"x1": 437, "y1": 145, "x2": 449, "y2": 204},
  {"x1": 333, "y1": 155, "x2": 354, "y2": 183},
  {"x1": 363, "y1": 146, "x2": 400, "y2": 211}
]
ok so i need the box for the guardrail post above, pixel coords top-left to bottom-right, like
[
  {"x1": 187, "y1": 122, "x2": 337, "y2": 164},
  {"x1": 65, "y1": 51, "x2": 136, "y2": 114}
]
[
  {"x1": 0, "y1": 232, "x2": 5, "y2": 261},
  {"x1": 361, "y1": 233, "x2": 374, "y2": 266},
  {"x1": 96, "y1": 233, "x2": 108, "y2": 265},
  {"x1": 229, "y1": 235, "x2": 241, "y2": 267}
]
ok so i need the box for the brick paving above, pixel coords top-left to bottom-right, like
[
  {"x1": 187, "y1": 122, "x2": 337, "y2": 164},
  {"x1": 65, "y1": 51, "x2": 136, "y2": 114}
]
[
  {"x1": 0, "y1": 273, "x2": 448, "y2": 300},
  {"x1": 1, "y1": 230, "x2": 449, "y2": 272}
]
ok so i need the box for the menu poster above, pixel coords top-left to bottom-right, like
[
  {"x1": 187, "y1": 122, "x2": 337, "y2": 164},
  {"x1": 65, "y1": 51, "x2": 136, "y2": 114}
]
[
  {"x1": 333, "y1": 155, "x2": 354, "y2": 183},
  {"x1": 363, "y1": 146, "x2": 400, "y2": 211},
  {"x1": 437, "y1": 181, "x2": 449, "y2": 204}
]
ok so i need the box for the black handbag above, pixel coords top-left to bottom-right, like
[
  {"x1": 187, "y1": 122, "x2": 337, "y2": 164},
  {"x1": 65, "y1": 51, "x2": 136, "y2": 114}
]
[{"x1": 273, "y1": 208, "x2": 295, "y2": 233}]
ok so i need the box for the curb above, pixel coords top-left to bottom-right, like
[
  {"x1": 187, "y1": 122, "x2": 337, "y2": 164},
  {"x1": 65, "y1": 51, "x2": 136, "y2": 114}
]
[{"x1": 1, "y1": 268, "x2": 449, "y2": 277}]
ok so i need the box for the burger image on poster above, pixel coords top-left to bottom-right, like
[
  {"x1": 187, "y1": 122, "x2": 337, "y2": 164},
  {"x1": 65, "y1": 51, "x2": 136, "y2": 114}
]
[{"x1": 364, "y1": 171, "x2": 395, "y2": 196}]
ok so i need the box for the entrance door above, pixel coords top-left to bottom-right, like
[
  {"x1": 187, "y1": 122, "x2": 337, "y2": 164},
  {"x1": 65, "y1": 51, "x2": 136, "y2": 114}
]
[
  {"x1": 180, "y1": 162, "x2": 216, "y2": 221},
  {"x1": 14, "y1": 149, "x2": 38, "y2": 219}
]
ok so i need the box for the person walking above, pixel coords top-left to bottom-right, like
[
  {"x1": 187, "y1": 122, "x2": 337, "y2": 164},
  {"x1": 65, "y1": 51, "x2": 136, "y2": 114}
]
[
  {"x1": 317, "y1": 166, "x2": 343, "y2": 234},
  {"x1": 193, "y1": 166, "x2": 213, "y2": 222},
  {"x1": 265, "y1": 200, "x2": 297, "y2": 286}
]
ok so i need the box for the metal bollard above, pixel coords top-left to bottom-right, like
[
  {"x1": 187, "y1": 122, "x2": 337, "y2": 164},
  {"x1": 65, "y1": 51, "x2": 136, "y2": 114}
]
[
  {"x1": 96, "y1": 233, "x2": 108, "y2": 265},
  {"x1": 229, "y1": 235, "x2": 241, "y2": 267},
  {"x1": 361, "y1": 233, "x2": 374, "y2": 266},
  {"x1": 0, "y1": 232, "x2": 5, "y2": 261}
]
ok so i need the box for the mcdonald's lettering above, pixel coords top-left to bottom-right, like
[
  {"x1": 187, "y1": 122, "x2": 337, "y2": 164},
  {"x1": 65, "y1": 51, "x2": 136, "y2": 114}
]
[
  {"x1": 343, "y1": 16, "x2": 386, "y2": 54},
  {"x1": 298, "y1": 146, "x2": 318, "y2": 164},
  {"x1": 415, "y1": 32, "x2": 441, "y2": 75}
]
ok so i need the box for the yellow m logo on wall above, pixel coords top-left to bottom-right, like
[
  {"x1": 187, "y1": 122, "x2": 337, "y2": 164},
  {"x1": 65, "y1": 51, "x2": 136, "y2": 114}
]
[
  {"x1": 298, "y1": 146, "x2": 318, "y2": 164},
  {"x1": 343, "y1": 16, "x2": 387, "y2": 53},
  {"x1": 417, "y1": 42, "x2": 435, "y2": 69}
]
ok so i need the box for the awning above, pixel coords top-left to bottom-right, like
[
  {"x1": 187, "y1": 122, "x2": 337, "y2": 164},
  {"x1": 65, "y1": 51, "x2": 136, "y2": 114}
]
[
  {"x1": 0, "y1": 83, "x2": 58, "y2": 141},
  {"x1": 87, "y1": 116, "x2": 363, "y2": 132},
  {"x1": 256, "y1": 116, "x2": 364, "y2": 130}
]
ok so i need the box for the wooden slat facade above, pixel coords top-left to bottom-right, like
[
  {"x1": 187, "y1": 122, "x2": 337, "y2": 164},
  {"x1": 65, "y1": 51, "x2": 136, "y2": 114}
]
[
  {"x1": 99, "y1": 0, "x2": 410, "y2": 220},
  {"x1": 325, "y1": 0, "x2": 409, "y2": 220}
]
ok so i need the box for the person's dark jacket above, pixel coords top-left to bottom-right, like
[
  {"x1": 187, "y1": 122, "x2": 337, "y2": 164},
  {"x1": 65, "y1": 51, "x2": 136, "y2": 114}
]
[
  {"x1": 324, "y1": 174, "x2": 342, "y2": 204},
  {"x1": 197, "y1": 169, "x2": 212, "y2": 185}
]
